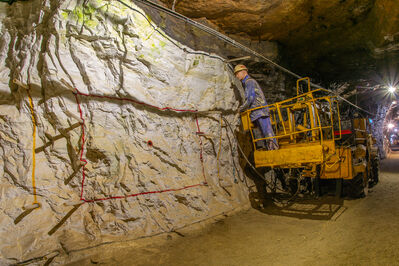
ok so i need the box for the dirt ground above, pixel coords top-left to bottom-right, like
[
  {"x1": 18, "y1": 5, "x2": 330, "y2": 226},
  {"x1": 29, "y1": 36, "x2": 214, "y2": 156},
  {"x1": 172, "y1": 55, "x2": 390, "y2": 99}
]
[{"x1": 67, "y1": 150, "x2": 399, "y2": 266}]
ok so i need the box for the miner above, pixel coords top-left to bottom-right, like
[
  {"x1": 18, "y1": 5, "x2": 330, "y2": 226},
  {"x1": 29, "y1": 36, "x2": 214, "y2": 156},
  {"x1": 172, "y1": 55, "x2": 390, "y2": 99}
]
[{"x1": 234, "y1": 64, "x2": 278, "y2": 150}]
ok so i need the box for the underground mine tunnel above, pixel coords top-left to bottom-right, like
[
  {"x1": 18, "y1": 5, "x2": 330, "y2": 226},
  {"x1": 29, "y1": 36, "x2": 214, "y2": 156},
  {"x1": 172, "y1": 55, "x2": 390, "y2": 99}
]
[{"x1": 1, "y1": 0, "x2": 399, "y2": 265}]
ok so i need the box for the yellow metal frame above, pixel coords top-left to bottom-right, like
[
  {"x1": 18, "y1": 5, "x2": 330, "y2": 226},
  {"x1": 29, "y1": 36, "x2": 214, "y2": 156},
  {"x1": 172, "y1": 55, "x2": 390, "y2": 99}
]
[
  {"x1": 241, "y1": 89, "x2": 339, "y2": 150},
  {"x1": 296, "y1": 77, "x2": 311, "y2": 95},
  {"x1": 321, "y1": 147, "x2": 353, "y2": 179},
  {"x1": 241, "y1": 77, "x2": 342, "y2": 171}
]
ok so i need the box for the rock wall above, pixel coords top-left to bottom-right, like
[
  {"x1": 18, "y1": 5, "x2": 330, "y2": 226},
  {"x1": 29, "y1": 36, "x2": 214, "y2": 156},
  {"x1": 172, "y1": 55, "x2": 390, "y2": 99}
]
[
  {"x1": 0, "y1": 0, "x2": 251, "y2": 264},
  {"x1": 138, "y1": 2, "x2": 280, "y2": 64}
]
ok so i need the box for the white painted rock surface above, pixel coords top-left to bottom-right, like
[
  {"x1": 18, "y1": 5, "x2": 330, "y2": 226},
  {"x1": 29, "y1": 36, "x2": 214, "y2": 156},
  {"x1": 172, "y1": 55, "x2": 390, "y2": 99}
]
[{"x1": 0, "y1": 0, "x2": 250, "y2": 264}]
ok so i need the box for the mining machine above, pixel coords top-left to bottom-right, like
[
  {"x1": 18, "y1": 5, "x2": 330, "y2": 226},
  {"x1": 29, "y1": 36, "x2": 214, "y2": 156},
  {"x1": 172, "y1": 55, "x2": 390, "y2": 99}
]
[{"x1": 240, "y1": 78, "x2": 379, "y2": 198}]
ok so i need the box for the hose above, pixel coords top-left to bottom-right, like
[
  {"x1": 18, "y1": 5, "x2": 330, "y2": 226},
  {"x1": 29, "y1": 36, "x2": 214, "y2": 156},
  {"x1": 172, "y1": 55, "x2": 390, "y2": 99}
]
[
  {"x1": 222, "y1": 117, "x2": 300, "y2": 204},
  {"x1": 223, "y1": 117, "x2": 252, "y2": 188}
]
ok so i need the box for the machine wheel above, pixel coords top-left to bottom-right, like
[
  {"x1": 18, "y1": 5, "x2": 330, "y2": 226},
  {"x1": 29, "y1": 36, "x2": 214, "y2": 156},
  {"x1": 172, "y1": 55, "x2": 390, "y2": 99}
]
[
  {"x1": 313, "y1": 165, "x2": 322, "y2": 197},
  {"x1": 369, "y1": 156, "x2": 380, "y2": 187},
  {"x1": 335, "y1": 179, "x2": 343, "y2": 198},
  {"x1": 288, "y1": 177, "x2": 299, "y2": 195},
  {"x1": 346, "y1": 173, "x2": 367, "y2": 198},
  {"x1": 272, "y1": 169, "x2": 288, "y2": 192},
  {"x1": 313, "y1": 177, "x2": 320, "y2": 198}
]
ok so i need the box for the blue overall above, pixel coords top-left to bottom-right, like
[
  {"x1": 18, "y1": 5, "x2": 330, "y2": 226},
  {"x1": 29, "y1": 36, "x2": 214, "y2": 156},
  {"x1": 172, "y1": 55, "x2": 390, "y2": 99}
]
[{"x1": 240, "y1": 75, "x2": 278, "y2": 150}]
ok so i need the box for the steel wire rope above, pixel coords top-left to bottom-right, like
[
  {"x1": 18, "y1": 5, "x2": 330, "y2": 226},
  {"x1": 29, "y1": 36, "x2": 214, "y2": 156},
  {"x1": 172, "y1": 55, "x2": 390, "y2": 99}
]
[{"x1": 120, "y1": 0, "x2": 375, "y2": 116}]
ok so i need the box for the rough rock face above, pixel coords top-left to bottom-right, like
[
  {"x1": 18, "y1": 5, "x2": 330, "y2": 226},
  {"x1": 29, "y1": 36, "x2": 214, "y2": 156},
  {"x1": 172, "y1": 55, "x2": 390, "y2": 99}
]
[
  {"x1": 0, "y1": 0, "x2": 251, "y2": 264},
  {"x1": 135, "y1": 1, "x2": 280, "y2": 72},
  {"x1": 161, "y1": 0, "x2": 399, "y2": 81}
]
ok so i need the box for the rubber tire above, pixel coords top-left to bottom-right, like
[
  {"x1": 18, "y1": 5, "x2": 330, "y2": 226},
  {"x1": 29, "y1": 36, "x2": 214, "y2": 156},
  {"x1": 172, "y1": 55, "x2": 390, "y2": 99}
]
[
  {"x1": 313, "y1": 177, "x2": 320, "y2": 198},
  {"x1": 346, "y1": 174, "x2": 367, "y2": 198},
  {"x1": 336, "y1": 179, "x2": 343, "y2": 198},
  {"x1": 369, "y1": 156, "x2": 380, "y2": 187}
]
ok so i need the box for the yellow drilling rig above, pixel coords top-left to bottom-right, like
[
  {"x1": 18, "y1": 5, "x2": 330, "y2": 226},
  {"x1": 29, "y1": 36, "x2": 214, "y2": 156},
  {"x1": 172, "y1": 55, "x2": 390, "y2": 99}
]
[{"x1": 240, "y1": 78, "x2": 379, "y2": 198}]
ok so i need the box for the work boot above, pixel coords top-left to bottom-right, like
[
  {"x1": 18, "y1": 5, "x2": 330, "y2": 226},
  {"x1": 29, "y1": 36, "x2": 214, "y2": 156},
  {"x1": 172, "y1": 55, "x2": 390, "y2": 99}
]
[{"x1": 267, "y1": 140, "x2": 279, "y2": 150}]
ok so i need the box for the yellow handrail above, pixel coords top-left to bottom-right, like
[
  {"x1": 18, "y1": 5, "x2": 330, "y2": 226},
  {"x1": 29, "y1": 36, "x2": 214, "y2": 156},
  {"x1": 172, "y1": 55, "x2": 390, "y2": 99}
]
[
  {"x1": 296, "y1": 77, "x2": 311, "y2": 95},
  {"x1": 245, "y1": 90, "x2": 334, "y2": 113},
  {"x1": 252, "y1": 126, "x2": 335, "y2": 142},
  {"x1": 335, "y1": 100, "x2": 342, "y2": 140},
  {"x1": 242, "y1": 81, "x2": 341, "y2": 151}
]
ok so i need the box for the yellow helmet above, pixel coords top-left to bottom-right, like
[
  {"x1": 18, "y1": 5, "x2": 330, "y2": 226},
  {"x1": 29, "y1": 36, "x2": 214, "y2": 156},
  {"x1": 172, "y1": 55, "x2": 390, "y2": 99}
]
[{"x1": 234, "y1": 64, "x2": 248, "y2": 74}]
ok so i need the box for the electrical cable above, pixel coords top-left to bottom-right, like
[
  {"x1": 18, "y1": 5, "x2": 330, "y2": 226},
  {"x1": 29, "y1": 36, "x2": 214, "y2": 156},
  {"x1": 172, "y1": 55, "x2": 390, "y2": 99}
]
[
  {"x1": 72, "y1": 86, "x2": 293, "y2": 203},
  {"x1": 223, "y1": 120, "x2": 251, "y2": 188},
  {"x1": 70, "y1": 0, "x2": 370, "y2": 203},
  {"x1": 72, "y1": 88, "x2": 208, "y2": 202},
  {"x1": 13, "y1": 79, "x2": 40, "y2": 206},
  {"x1": 195, "y1": 114, "x2": 208, "y2": 185},
  {"x1": 128, "y1": 0, "x2": 301, "y2": 77},
  {"x1": 27, "y1": 89, "x2": 39, "y2": 205},
  {"x1": 124, "y1": 0, "x2": 374, "y2": 116},
  {"x1": 70, "y1": 86, "x2": 296, "y2": 203},
  {"x1": 73, "y1": 93, "x2": 88, "y2": 201},
  {"x1": 63, "y1": 78, "x2": 225, "y2": 115}
]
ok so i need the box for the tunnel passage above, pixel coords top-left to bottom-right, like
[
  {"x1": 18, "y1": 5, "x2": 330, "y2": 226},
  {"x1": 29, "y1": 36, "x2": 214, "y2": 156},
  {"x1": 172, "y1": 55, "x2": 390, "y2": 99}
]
[{"x1": 1, "y1": 0, "x2": 399, "y2": 265}]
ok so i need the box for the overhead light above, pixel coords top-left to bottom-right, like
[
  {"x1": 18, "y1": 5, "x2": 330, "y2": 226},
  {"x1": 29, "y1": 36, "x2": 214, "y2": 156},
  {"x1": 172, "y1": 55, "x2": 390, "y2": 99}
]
[
  {"x1": 395, "y1": 128, "x2": 398, "y2": 132},
  {"x1": 388, "y1": 86, "x2": 396, "y2": 93},
  {"x1": 388, "y1": 123, "x2": 395, "y2": 129},
  {"x1": 393, "y1": 101, "x2": 398, "y2": 104}
]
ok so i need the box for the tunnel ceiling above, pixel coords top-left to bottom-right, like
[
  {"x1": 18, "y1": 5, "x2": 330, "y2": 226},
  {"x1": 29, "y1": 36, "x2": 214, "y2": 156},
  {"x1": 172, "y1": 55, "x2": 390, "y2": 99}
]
[{"x1": 160, "y1": 0, "x2": 399, "y2": 84}]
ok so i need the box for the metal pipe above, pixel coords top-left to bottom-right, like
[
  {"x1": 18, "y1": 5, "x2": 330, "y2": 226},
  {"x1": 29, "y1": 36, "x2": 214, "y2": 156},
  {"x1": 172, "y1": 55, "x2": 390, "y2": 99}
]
[{"x1": 226, "y1": 56, "x2": 251, "y2": 63}]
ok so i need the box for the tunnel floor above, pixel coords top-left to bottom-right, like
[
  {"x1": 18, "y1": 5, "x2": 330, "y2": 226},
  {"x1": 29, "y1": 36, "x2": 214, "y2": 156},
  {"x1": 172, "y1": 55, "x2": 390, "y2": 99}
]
[{"x1": 67, "y1": 149, "x2": 399, "y2": 266}]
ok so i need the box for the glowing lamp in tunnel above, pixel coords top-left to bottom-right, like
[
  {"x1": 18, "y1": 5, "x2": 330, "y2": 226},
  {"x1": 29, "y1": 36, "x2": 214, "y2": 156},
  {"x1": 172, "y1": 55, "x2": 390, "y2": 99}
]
[
  {"x1": 388, "y1": 86, "x2": 396, "y2": 93},
  {"x1": 388, "y1": 123, "x2": 395, "y2": 129},
  {"x1": 393, "y1": 101, "x2": 398, "y2": 105}
]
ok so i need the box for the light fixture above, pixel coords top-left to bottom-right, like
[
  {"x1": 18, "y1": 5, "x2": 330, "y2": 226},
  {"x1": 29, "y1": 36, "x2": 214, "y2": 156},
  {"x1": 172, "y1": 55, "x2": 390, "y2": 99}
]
[
  {"x1": 388, "y1": 123, "x2": 395, "y2": 129},
  {"x1": 395, "y1": 128, "x2": 398, "y2": 132},
  {"x1": 388, "y1": 86, "x2": 396, "y2": 93},
  {"x1": 393, "y1": 101, "x2": 398, "y2": 104}
]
